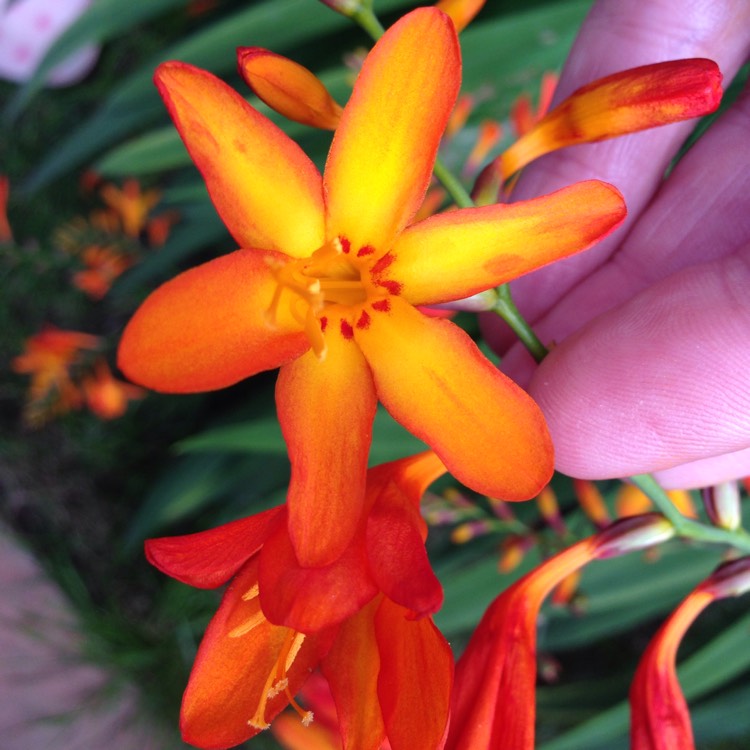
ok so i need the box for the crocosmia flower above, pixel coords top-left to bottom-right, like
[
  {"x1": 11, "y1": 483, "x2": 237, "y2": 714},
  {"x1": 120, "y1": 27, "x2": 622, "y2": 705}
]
[
  {"x1": 119, "y1": 7, "x2": 626, "y2": 567},
  {"x1": 146, "y1": 452, "x2": 452, "y2": 749}
]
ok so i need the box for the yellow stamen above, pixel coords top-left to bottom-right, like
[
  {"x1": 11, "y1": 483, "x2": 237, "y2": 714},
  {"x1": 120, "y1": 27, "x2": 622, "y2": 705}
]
[
  {"x1": 264, "y1": 236, "x2": 369, "y2": 360},
  {"x1": 228, "y1": 610, "x2": 266, "y2": 638},
  {"x1": 247, "y1": 629, "x2": 308, "y2": 730},
  {"x1": 242, "y1": 583, "x2": 260, "y2": 601}
]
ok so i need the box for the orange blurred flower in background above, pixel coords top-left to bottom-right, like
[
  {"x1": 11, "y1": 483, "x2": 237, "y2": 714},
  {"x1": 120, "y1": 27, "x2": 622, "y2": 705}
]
[{"x1": 12, "y1": 326, "x2": 100, "y2": 425}]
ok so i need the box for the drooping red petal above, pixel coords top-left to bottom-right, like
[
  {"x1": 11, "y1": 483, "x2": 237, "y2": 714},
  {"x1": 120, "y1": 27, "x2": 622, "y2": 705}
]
[
  {"x1": 629, "y1": 589, "x2": 713, "y2": 750},
  {"x1": 391, "y1": 181, "x2": 626, "y2": 306},
  {"x1": 320, "y1": 598, "x2": 388, "y2": 750},
  {"x1": 155, "y1": 62, "x2": 325, "y2": 256},
  {"x1": 366, "y1": 474, "x2": 443, "y2": 617},
  {"x1": 501, "y1": 59, "x2": 722, "y2": 179},
  {"x1": 181, "y1": 558, "x2": 329, "y2": 749},
  {"x1": 258, "y1": 519, "x2": 379, "y2": 633},
  {"x1": 118, "y1": 249, "x2": 309, "y2": 393},
  {"x1": 375, "y1": 597, "x2": 453, "y2": 750},
  {"x1": 145, "y1": 506, "x2": 285, "y2": 588},
  {"x1": 447, "y1": 540, "x2": 598, "y2": 749},
  {"x1": 354, "y1": 298, "x2": 553, "y2": 500},
  {"x1": 277, "y1": 331, "x2": 377, "y2": 567},
  {"x1": 324, "y1": 7, "x2": 460, "y2": 254},
  {"x1": 238, "y1": 47, "x2": 343, "y2": 130}
]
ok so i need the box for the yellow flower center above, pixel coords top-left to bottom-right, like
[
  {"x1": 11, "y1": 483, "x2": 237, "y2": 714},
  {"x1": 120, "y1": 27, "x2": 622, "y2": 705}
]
[{"x1": 265, "y1": 236, "x2": 399, "y2": 359}]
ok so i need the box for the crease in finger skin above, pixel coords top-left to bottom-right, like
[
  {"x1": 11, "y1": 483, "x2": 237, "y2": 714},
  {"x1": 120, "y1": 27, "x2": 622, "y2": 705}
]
[
  {"x1": 492, "y1": 0, "x2": 750, "y2": 343},
  {"x1": 655, "y1": 446, "x2": 750, "y2": 490},
  {"x1": 527, "y1": 251, "x2": 750, "y2": 482}
]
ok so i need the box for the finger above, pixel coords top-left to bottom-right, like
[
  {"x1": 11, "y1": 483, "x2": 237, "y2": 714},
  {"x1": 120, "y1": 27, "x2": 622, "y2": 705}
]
[
  {"x1": 527, "y1": 248, "x2": 750, "y2": 479},
  {"x1": 654, "y1": 446, "x2": 750, "y2": 490},
  {"x1": 489, "y1": 0, "x2": 750, "y2": 350},
  {"x1": 499, "y1": 77, "x2": 750, "y2": 386}
]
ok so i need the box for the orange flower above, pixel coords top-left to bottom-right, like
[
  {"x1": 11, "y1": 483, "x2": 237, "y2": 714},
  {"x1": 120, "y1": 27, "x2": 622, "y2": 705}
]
[
  {"x1": 572, "y1": 478, "x2": 612, "y2": 528},
  {"x1": 99, "y1": 179, "x2": 162, "y2": 238},
  {"x1": 239, "y1": 48, "x2": 343, "y2": 130},
  {"x1": 12, "y1": 326, "x2": 100, "y2": 424},
  {"x1": 616, "y1": 483, "x2": 697, "y2": 519},
  {"x1": 499, "y1": 59, "x2": 722, "y2": 181},
  {"x1": 435, "y1": 0, "x2": 486, "y2": 33},
  {"x1": 119, "y1": 8, "x2": 626, "y2": 568},
  {"x1": 146, "y1": 452, "x2": 452, "y2": 749},
  {"x1": 447, "y1": 515, "x2": 674, "y2": 749},
  {"x1": 82, "y1": 360, "x2": 144, "y2": 419},
  {"x1": 630, "y1": 557, "x2": 750, "y2": 750},
  {"x1": 510, "y1": 71, "x2": 558, "y2": 138},
  {"x1": 72, "y1": 245, "x2": 134, "y2": 299}
]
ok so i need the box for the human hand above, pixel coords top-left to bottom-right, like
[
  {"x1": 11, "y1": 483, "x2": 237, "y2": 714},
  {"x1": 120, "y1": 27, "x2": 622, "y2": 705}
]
[{"x1": 482, "y1": 0, "x2": 750, "y2": 488}]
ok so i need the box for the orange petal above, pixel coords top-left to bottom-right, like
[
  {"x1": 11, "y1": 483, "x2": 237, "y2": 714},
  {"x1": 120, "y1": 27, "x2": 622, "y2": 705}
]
[
  {"x1": 436, "y1": 0, "x2": 486, "y2": 33},
  {"x1": 145, "y1": 506, "x2": 285, "y2": 589},
  {"x1": 324, "y1": 8, "x2": 460, "y2": 253},
  {"x1": 272, "y1": 711, "x2": 342, "y2": 750},
  {"x1": 155, "y1": 61, "x2": 325, "y2": 256},
  {"x1": 447, "y1": 539, "x2": 597, "y2": 749},
  {"x1": 320, "y1": 598, "x2": 387, "y2": 750},
  {"x1": 118, "y1": 249, "x2": 308, "y2": 392},
  {"x1": 238, "y1": 48, "x2": 343, "y2": 130},
  {"x1": 375, "y1": 597, "x2": 453, "y2": 749},
  {"x1": 502, "y1": 59, "x2": 722, "y2": 179},
  {"x1": 276, "y1": 328, "x2": 377, "y2": 566},
  {"x1": 258, "y1": 519, "x2": 379, "y2": 632},
  {"x1": 391, "y1": 181, "x2": 626, "y2": 306},
  {"x1": 181, "y1": 558, "x2": 328, "y2": 748},
  {"x1": 354, "y1": 298, "x2": 553, "y2": 500},
  {"x1": 629, "y1": 589, "x2": 713, "y2": 750},
  {"x1": 366, "y1": 469, "x2": 444, "y2": 617}
]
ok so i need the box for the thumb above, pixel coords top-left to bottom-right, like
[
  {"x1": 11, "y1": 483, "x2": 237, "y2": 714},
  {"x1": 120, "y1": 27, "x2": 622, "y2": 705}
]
[{"x1": 528, "y1": 250, "x2": 750, "y2": 482}]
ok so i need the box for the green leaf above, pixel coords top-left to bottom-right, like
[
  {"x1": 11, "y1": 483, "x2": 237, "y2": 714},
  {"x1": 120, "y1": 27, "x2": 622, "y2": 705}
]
[
  {"x1": 175, "y1": 406, "x2": 426, "y2": 466},
  {"x1": 538, "y1": 611, "x2": 750, "y2": 750},
  {"x1": 21, "y1": 0, "x2": 412, "y2": 192}
]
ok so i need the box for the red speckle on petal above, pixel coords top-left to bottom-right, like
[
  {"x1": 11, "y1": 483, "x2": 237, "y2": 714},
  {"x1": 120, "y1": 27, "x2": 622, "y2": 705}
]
[
  {"x1": 357, "y1": 245, "x2": 375, "y2": 257},
  {"x1": 339, "y1": 236, "x2": 351, "y2": 254},
  {"x1": 320, "y1": 316, "x2": 328, "y2": 332},
  {"x1": 356, "y1": 310, "x2": 371, "y2": 329},
  {"x1": 376, "y1": 279, "x2": 402, "y2": 295},
  {"x1": 371, "y1": 299, "x2": 391, "y2": 313},
  {"x1": 340, "y1": 320, "x2": 354, "y2": 339},
  {"x1": 370, "y1": 252, "x2": 396, "y2": 275}
]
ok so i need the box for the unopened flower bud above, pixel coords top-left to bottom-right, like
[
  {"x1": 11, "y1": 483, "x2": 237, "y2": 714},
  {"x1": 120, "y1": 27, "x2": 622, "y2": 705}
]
[
  {"x1": 594, "y1": 513, "x2": 674, "y2": 559},
  {"x1": 701, "y1": 481, "x2": 741, "y2": 531},
  {"x1": 429, "y1": 289, "x2": 499, "y2": 313},
  {"x1": 702, "y1": 557, "x2": 750, "y2": 599}
]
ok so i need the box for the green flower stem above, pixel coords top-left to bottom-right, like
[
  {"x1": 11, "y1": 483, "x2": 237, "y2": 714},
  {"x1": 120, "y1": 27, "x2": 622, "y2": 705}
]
[
  {"x1": 492, "y1": 284, "x2": 549, "y2": 363},
  {"x1": 352, "y1": 6, "x2": 385, "y2": 39},
  {"x1": 630, "y1": 474, "x2": 750, "y2": 554},
  {"x1": 432, "y1": 157, "x2": 474, "y2": 209}
]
